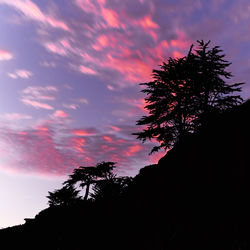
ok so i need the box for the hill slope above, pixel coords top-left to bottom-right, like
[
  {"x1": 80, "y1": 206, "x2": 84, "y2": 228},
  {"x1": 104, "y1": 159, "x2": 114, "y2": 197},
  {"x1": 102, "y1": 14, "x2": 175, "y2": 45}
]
[{"x1": 1, "y1": 100, "x2": 250, "y2": 249}]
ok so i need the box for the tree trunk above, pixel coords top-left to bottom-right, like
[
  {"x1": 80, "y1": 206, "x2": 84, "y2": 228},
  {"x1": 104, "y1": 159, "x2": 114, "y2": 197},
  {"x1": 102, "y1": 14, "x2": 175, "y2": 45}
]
[{"x1": 84, "y1": 183, "x2": 90, "y2": 201}]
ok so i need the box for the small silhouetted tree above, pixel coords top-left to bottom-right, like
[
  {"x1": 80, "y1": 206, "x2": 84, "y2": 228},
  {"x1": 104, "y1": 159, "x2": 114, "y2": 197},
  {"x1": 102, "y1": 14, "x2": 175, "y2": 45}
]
[
  {"x1": 47, "y1": 185, "x2": 81, "y2": 207},
  {"x1": 134, "y1": 40, "x2": 244, "y2": 153},
  {"x1": 91, "y1": 175, "x2": 133, "y2": 201},
  {"x1": 64, "y1": 161, "x2": 115, "y2": 201}
]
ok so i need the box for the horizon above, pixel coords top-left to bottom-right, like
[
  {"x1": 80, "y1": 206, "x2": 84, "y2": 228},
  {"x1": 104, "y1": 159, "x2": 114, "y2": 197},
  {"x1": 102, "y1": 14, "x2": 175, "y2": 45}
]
[{"x1": 1, "y1": 0, "x2": 250, "y2": 228}]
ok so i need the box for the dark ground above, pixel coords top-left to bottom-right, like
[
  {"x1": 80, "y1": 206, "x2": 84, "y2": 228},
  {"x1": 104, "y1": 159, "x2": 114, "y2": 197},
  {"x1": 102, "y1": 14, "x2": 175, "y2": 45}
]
[{"x1": 1, "y1": 100, "x2": 250, "y2": 250}]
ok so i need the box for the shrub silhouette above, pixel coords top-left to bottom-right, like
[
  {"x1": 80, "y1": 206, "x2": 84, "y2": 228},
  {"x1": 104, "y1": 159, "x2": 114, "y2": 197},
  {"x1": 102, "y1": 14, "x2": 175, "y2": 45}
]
[
  {"x1": 91, "y1": 174, "x2": 133, "y2": 201},
  {"x1": 47, "y1": 185, "x2": 81, "y2": 207},
  {"x1": 134, "y1": 40, "x2": 244, "y2": 153},
  {"x1": 63, "y1": 161, "x2": 115, "y2": 200}
]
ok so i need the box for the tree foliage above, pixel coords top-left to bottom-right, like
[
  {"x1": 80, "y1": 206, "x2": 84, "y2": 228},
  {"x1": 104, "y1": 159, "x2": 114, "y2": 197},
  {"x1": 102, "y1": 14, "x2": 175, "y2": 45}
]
[
  {"x1": 134, "y1": 40, "x2": 244, "y2": 153},
  {"x1": 63, "y1": 161, "x2": 116, "y2": 201},
  {"x1": 47, "y1": 185, "x2": 81, "y2": 207},
  {"x1": 91, "y1": 174, "x2": 133, "y2": 201}
]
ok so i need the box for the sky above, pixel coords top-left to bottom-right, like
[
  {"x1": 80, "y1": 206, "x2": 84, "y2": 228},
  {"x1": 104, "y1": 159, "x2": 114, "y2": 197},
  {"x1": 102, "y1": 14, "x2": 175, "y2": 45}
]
[{"x1": 0, "y1": 0, "x2": 250, "y2": 228}]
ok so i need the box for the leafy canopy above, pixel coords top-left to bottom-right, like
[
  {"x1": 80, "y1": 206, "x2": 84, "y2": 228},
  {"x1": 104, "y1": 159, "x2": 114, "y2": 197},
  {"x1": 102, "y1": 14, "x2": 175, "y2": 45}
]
[
  {"x1": 134, "y1": 40, "x2": 244, "y2": 154},
  {"x1": 47, "y1": 161, "x2": 133, "y2": 206},
  {"x1": 47, "y1": 185, "x2": 81, "y2": 207}
]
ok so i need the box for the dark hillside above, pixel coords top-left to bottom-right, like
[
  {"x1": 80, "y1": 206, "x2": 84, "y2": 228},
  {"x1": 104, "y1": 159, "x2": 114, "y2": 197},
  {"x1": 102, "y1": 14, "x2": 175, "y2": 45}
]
[{"x1": 1, "y1": 100, "x2": 250, "y2": 249}]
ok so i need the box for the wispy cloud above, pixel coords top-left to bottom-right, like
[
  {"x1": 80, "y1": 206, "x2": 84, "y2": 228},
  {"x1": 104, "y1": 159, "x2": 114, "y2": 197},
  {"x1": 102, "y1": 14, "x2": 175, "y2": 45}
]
[
  {"x1": 0, "y1": 113, "x2": 32, "y2": 121},
  {"x1": 62, "y1": 97, "x2": 89, "y2": 110},
  {"x1": 40, "y1": 61, "x2": 56, "y2": 68},
  {"x1": 44, "y1": 41, "x2": 68, "y2": 56},
  {"x1": 8, "y1": 69, "x2": 33, "y2": 79},
  {"x1": 0, "y1": 0, "x2": 70, "y2": 31},
  {"x1": 62, "y1": 103, "x2": 78, "y2": 110},
  {"x1": 21, "y1": 99, "x2": 54, "y2": 110},
  {"x1": 20, "y1": 85, "x2": 57, "y2": 110},
  {"x1": 79, "y1": 65, "x2": 97, "y2": 75}
]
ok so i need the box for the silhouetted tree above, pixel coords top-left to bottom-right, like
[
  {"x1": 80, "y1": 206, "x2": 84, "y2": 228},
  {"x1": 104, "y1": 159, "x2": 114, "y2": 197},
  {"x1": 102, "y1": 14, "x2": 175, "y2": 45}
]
[
  {"x1": 91, "y1": 174, "x2": 133, "y2": 201},
  {"x1": 47, "y1": 185, "x2": 81, "y2": 207},
  {"x1": 64, "y1": 161, "x2": 115, "y2": 201},
  {"x1": 134, "y1": 40, "x2": 244, "y2": 153}
]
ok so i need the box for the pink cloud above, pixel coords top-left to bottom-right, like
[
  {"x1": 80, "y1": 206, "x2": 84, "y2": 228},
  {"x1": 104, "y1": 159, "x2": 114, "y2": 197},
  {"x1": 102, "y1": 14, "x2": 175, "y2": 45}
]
[
  {"x1": 101, "y1": 7, "x2": 120, "y2": 28},
  {"x1": 172, "y1": 51, "x2": 184, "y2": 58},
  {"x1": 59, "y1": 0, "x2": 193, "y2": 86},
  {"x1": 0, "y1": 0, "x2": 70, "y2": 31},
  {"x1": 138, "y1": 15, "x2": 159, "y2": 29},
  {"x1": 69, "y1": 137, "x2": 86, "y2": 154},
  {"x1": 107, "y1": 85, "x2": 115, "y2": 91},
  {"x1": 103, "y1": 135, "x2": 113, "y2": 143},
  {"x1": 71, "y1": 128, "x2": 97, "y2": 136},
  {"x1": 125, "y1": 144, "x2": 143, "y2": 157},
  {"x1": 21, "y1": 98, "x2": 54, "y2": 110},
  {"x1": 52, "y1": 110, "x2": 69, "y2": 118},
  {"x1": 46, "y1": 17, "x2": 70, "y2": 32},
  {"x1": 44, "y1": 42, "x2": 68, "y2": 56},
  {"x1": 0, "y1": 122, "x2": 165, "y2": 177},
  {"x1": 92, "y1": 34, "x2": 109, "y2": 51},
  {"x1": 170, "y1": 30, "x2": 191, "y2": 49},
  {"x1": 0, "y1": 126, "x2": 77, "y2": 176},
  {"x1": 102, "y1": 51, "x2": 153, "y2": 84},
  {"x1": 0, "y1": 49, "x2": 13, "y2": 61},
  {"x1": 79, "y1": 65, "x2": 97, "y2": 75},
  {"x1": 109, "y1": 125, "x2": 121, "y2": 132},
  {"x1": 149, "y1": 150, "x2": 166, "y2": 164}
]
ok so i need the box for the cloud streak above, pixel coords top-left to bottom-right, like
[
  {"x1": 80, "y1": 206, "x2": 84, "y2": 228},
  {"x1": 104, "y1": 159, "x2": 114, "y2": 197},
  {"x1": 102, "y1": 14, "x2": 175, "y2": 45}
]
[
  {"x1": 20, "y1": 85, "x2": 58, "y2": 110},
  {"x1": 0, "y1": 0, "x2": 70, "y2": 31},
  {"x1": 8, "y1": 69, "x2": 33, "y2": 79}
]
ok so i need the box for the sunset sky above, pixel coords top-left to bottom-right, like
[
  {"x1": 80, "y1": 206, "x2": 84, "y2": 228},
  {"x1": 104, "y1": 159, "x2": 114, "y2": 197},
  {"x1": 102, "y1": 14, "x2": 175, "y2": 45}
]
[{"x1": 0, "y1": 0, "x2": 250, "y2": 228}]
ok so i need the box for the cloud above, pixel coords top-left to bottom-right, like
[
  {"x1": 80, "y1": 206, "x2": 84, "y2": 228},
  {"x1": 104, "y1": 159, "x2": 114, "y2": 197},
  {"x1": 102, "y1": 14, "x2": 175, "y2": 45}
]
[
  {"x1": 8, "y1": 69, "x2": 33, "y2": 79},
  {"x1": 0, "y1": 113, "x2": 32, "y2": 121},
  {"x1": 62, "y1": 103, "x2": 78, "y2": 110},
  {"x1": 51, "y1": 110, "x2": 69, "y2": 118},
  {"x1": 79, "y1": 65, "x2": 97, "y2": 75},
  {"x1": 20, "y1": 85, "x2": 57, "y2": 110},
  {"x1": 21, "y1": 99, "x2": 54, "y2": 110},
  {"x1": 44, "y1": 41, "x2": 68, "y2": 56},
  {"x1": 21, "y1": 85, "x2": 57, "y2": 100},
  {"x1": 0, "y1": 122, "x2": 164, "y2": 177},
  {"x1": 74, "y1": 98, "x2": 89, "y2": 105},
  {"x1": 62, "y1": 97, "x2": 89, "y2": 110},
  {"x1": 0, "y1": 0, "x2": 70, "y2": 31},
  {"x1": 30, "y1": 0, "x2": 193, "y2": 87},
  {"x1": 40, "y1": 61, "x2": 56, "y2": 68},
  {"x1": 71, "y1": 128, "x2": 98, "y2": 136},
  {"x1": 0, "y1": 49, "x2": 13, "y2": 61}
]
